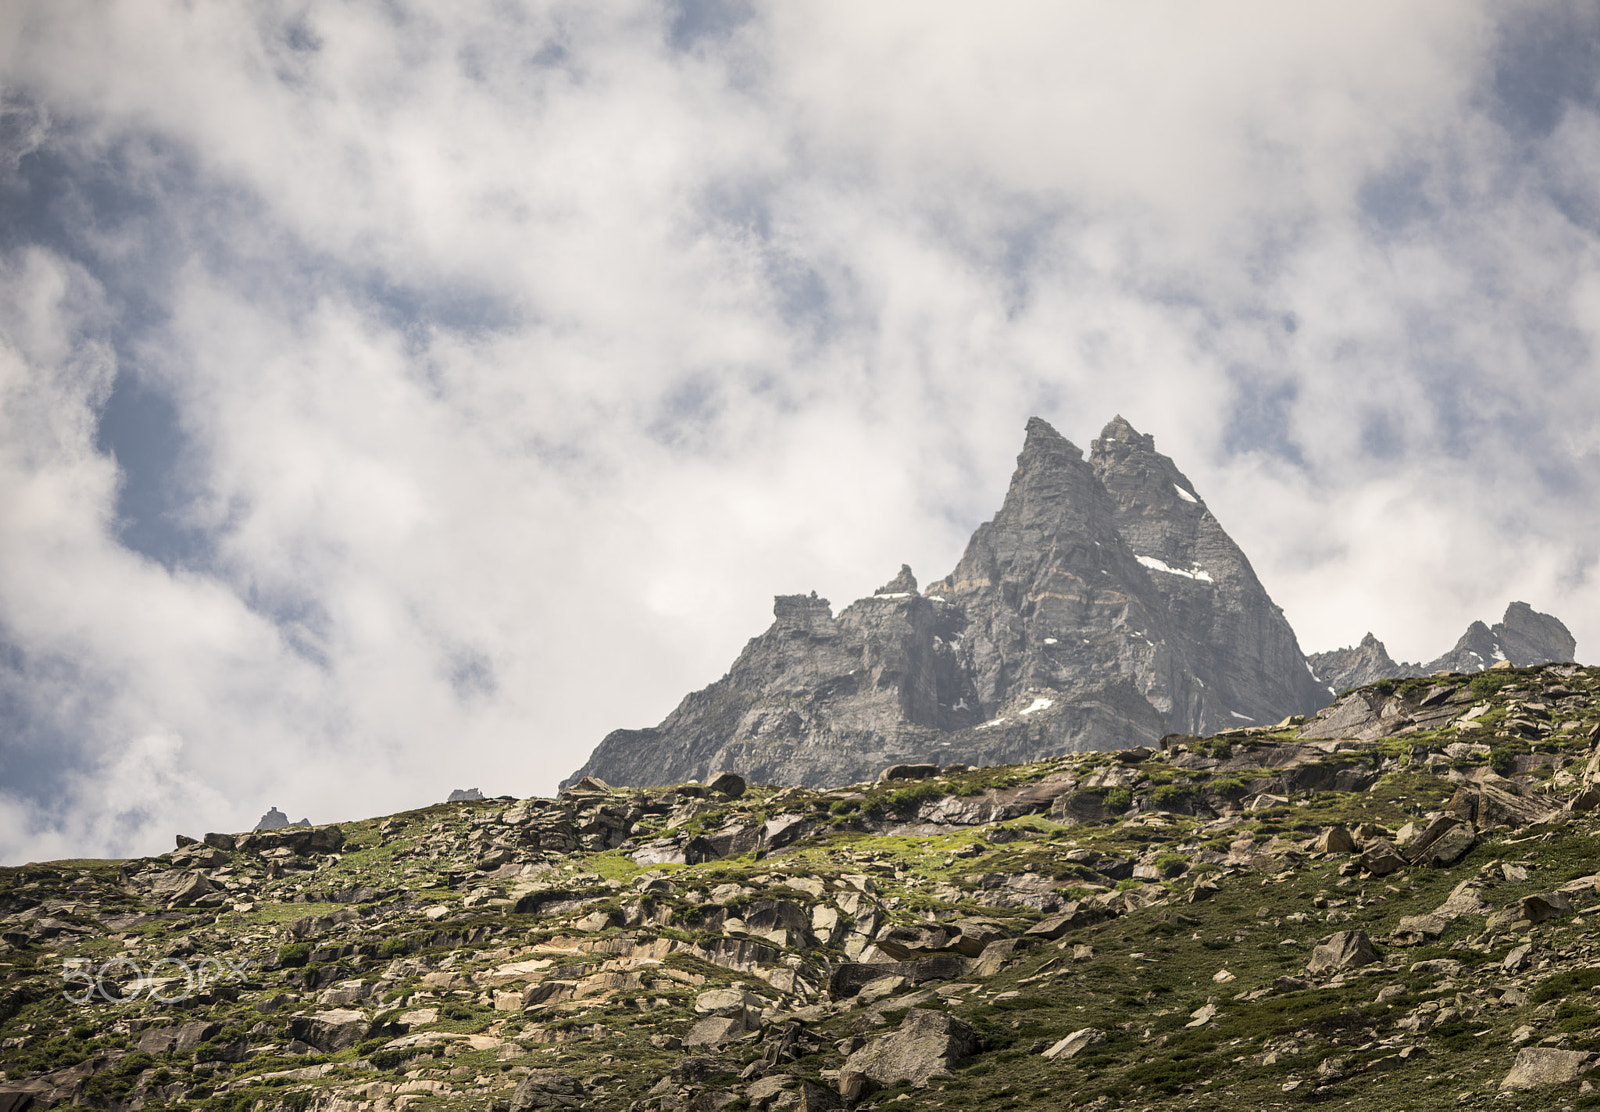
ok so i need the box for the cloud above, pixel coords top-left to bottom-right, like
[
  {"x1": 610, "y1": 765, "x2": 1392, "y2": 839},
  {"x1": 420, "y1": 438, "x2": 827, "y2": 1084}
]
[{"x1": 0, "y1": 1, "x2": 1597, "y2": 860}]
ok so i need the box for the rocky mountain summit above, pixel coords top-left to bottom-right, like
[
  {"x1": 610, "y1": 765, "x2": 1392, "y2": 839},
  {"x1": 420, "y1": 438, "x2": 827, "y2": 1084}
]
[
  {"x1": 568, "y1": 417, "x2": 1333, "y2": 790},
  {"x1": 3, "y1": 663, "x2": 1600, "y2": 1111},
  {"x1": 1308, "y1": 602, "x2": 1578, "y2": 696}
]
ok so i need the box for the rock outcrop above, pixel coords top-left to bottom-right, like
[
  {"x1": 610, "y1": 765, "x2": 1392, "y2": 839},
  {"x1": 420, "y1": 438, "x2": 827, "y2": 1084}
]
[{"x1": 567, "y1": 416, "x2": 1329, "y2": 788}]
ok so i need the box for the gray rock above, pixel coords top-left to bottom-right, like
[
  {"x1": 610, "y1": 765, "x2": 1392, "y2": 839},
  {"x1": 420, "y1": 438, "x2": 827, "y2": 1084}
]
[
  {"x1": 1450, "y1": 782, "x2": 1559, "y2": 829},
  {"x1": 879, "y1": 763, "x2": 939, "y2": 782},
  {"x1": 447, "y1": 788, "x2": 484, "y2": 802},
  {"x1": 509, "y1": 1070, "x2": 584, "y2": 1110},
  {"x1": 1500, "y1": 1047, "x2": 1593, "y2": 1090},
  {"x1": 1403, "y1": 814, "x2": 1476, "y2": 867},
  {"x1": 285, "y1": 1009, "x2": 368, "y2": 1053},
  {"x1": 1306, "y1": 930, "x2": 1378, "y2": 976},
  {"x1": 1042, "y1": 1027, "x2": 1105, "y2": 1060},
  {"x1": 147, "y1": 870, "x2": 218, "y2": 909},
  {"x1": 1358, "y1": 838, "x2": 1406, "y2": 877},
  {"x1": 1488, "y1": 892, "x2": 1574, "y2": 931},
  {"x1": 840, "y1": 1009, "x2": 980, "y2": 1088},
  {"x1": 684, "y1": 1015, "x2": 749, "y2": 1048},
  {"x1": 705, "y1": 771, "x2": 746, "y2": 799}
]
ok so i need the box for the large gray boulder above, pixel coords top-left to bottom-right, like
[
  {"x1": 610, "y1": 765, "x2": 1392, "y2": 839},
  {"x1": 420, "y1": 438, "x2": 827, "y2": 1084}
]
[
  {"x1": 1500, "y1": 1047, "x2": 1593, "y2": 1090},
  {"x1": 509, "y1": 1070, "x2": 584, "y2": 1110},
  {"x1": 1306, "y1": 930, "x2": 1378, "y2": 976},
  {"x1": 285, "y1": 1009, "x2": 368, "y2": 1053},
  {"x1": 840, "y1": 1009, "x2": 981, "y2": 1090}
]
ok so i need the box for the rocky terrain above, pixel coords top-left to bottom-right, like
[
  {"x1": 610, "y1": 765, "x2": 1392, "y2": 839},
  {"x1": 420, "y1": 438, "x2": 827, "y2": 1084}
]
[
  {"x1": 5, "y1": 662, "x2": 1600, "y2": 1111},
  {"x1": 568, "y1": 417, "x2": 1337, "y2": 790},
  {"x1": 1309, "y1": 603, "x2": 1577, "y2": 695}
]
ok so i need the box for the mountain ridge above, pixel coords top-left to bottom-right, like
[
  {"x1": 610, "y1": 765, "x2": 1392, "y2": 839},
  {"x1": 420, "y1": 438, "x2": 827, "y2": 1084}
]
[{"x1": 566, "y1": 417, "x2": 1331, "y2": 789}]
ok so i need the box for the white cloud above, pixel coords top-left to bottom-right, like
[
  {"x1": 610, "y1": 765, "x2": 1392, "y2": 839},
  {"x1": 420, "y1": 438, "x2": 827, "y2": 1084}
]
[{"x1": 0, "y1": 1, "x2": 1597, "y2": 861}]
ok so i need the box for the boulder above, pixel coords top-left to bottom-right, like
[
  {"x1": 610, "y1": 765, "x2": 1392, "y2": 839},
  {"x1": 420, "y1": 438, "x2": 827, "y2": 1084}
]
[
  {"x1": 147, "y1": 870, "x2": 219, "y2": 909},
  {"x1": 285, "y1": 1009, "x2": 369, "y2": 1053},
  {"x1": 1358, "y1": 839, "x2": 1406, "y2": 877},
  {"x1": 1500, "y1": 1047, "x2": 1593, "y2": 1090},
  {"x1": 509, "y1": 1070, "x2": 585, "y2": 1111},
  {"x1": 1314, "y1": 825, "x2": 1356, "y2": 855},
  {"x1": 840, "y1": 1009, "x2": 981, "y2": 1089},
  {"x1": 949, "y1": 917, "x2": 1011, "y2": 957},
  {"x1": 874, "y1": 922, "x2": 955, "y2": 960},
  {"x1": 1392, "y1": 915, "x2": 1448, "y2": 944},
  {"x1": 1402, "y1": 814, "x2": 1476, "y2": 867},
  {"x1": 235, "y1": 824, "x2": 344, "y2": 857},
  {"x1": 1023, "y1": 902, "x2": 1106, "y2": 940},
  {"x1": 1487, "y1": 892, "x2": 1574, "y2": 932},
  {"x1": 684, "y1": 1015, "x2": 749, "y2": 1049},
  {"x1": 1306, "y1": 930, "x2": 1378, "y2": 976},
  {"x1": 1450, "y1": 783, "x2": 1559, "y2": 829},
  {"x1": 694, "y1": 987, "x2": 758, "y2": 1019},
  {"x1": 879, "y1": 764, "x2": 939, "y2": 782},
  {"x1": 1042, "y1": 1027, "x2": 1105, "y2": 1061},
  {"x1": 705, "y1": 771, "x2": 747, "y2": 799}
]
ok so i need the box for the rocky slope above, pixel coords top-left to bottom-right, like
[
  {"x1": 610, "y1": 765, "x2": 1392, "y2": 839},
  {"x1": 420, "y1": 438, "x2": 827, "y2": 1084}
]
[
  {"x1": 568, "y1": 417, "x2": 1331, "y2": 789},
  {"x1": 5, "y1": 662, "x2": 1600, "y2": 1111},
  {"x1": 1309, "y1": 602, "x2": 1578, "y2": 696}
]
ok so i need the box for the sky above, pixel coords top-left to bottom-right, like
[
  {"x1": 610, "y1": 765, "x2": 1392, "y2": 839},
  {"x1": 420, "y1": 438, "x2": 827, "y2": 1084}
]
[{"x1": 1, "y1": 1, "x2": 1598, "y2": 863}]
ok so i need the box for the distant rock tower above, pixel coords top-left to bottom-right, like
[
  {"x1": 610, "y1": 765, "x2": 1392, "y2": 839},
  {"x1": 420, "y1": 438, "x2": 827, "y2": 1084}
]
[{"x1": 254, "y1": 806, "x2": 289, "y2": 831}]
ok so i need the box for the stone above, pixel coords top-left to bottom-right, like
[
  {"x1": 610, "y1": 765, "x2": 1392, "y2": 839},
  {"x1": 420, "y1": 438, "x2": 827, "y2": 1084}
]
[
  {"x1": 1314, "y1": 825, "x2": 1356, "y2": 855},
  {"x1": 1488, "y1": 892, "x2": 1575, "y2": 932},
  {"x1": 509, "y1": 1070, "x2": 584, "y2": 1110},
  {"x1": 1503, "y1": 943, "x2": 1533, "y2": 973},
  {"x1": 1306, "y1": 930, "x2": 1378, "y2": 976},
  {"x1": 1500, "y1": 1047, "x2": 1594, "y2": 1090},
  {"x1": 254, "y1": 806, "x2": 291, "y2": 831},
  {"x1": 1450, "y1": 783, "x2": 1560, "y2": 829},
  {"x1": 285, "y1": 1009, "x2": 369, "y2": 1053},
  {"x1": 147, "y1": 870, "x2": 218, "y2": 909},
  {"x1": 1392, "y1": 914, "x2": 1448, "y2": 944},
  {"x1": 949, "y1": 917, "x2": 1011, "y2": 957},
  {"x1": 879, "y1": 764, "x2": 940, "y2": 782},
  {"x1": 447, "y1": 788, "x2": 484, "y2": 802},
  {"x1": 685, "y1": 1015, "x2": 749, "y2": 1048},
  {"x1": 840, "y1": 1009, "x2": 981, "y2": 1088},
  {"x1": 694, "y1": 987, "x2": 757, "y2": 1018},
  {"x1": 1402, "y1": 814, "x2": 1476, "y2": 867},
  {"x1": 1023, "y1": 902, "x2": 1104, "y2": 940},
  {"x1": 1358, "y1": 839, "x2": 1406, "y2": 877},
  {"x1": 1042, "y1": 1027, "x2": 1105, "y2": 1060},
  {"x1": 705, "y1": 771, "x2": 747, "y2": 799}
]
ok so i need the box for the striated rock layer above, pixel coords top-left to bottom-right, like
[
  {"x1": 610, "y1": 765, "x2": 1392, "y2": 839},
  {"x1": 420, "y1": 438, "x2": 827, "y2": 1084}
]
[{"x1": 567, "y1": 416, "x2": 1332, "y2": 789}]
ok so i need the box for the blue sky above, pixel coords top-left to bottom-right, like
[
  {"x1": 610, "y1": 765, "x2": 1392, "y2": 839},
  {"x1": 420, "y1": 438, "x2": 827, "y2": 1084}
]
[{"x1": 1, "y1": 1, "x2": 1598, "y2": 862}]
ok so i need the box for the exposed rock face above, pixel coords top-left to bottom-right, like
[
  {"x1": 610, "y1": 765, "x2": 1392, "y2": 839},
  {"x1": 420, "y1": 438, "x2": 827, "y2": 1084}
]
[
  {"x1": 1310, "y1": 603, "x2": 1577, "y2": 694},
  {"x1": 567, "y1": 417, "x2": 1329, "y2": 789}
]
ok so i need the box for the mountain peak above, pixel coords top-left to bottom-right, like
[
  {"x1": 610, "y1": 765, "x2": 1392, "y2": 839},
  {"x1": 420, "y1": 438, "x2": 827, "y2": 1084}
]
[
  {"x1": 1098, "y1": 413, "x2": 1148, "y2": 445},
  {"x1": 1020, "y1": 416, "x2": 1081, "y2": 463}
]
